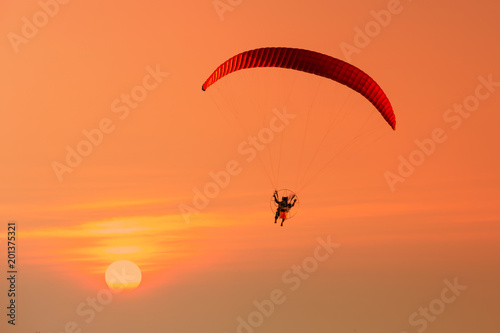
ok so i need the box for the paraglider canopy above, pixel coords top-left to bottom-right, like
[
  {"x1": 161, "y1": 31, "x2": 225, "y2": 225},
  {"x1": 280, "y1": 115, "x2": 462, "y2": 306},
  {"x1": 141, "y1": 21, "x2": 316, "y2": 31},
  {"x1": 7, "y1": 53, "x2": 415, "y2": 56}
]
[{"x1": 202, "y1": 47, "x2": 396, "y2": 130}]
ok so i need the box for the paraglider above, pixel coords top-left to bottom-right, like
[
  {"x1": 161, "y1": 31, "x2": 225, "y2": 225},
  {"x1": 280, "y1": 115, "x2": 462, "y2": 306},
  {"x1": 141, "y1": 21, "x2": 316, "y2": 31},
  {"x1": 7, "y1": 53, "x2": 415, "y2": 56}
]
[
  {"x1": 273, "y1": 190, "x2": 297, "y2": 226},
  {"x1": 202, "y1": 47, "x2": 396, "y2": 226}
]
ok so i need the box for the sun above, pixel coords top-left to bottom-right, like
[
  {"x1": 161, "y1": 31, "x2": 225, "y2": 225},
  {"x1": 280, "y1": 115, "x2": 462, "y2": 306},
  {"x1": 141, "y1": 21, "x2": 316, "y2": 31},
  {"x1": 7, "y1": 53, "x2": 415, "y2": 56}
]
[{"x1": 105, "y1": 260, "x2": 142, "y2": 292}]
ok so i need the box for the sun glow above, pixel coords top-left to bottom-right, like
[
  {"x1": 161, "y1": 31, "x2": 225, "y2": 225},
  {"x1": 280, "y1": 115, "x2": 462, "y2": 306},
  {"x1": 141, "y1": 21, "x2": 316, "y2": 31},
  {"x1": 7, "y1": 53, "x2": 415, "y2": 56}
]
[{"x1": 105, "y1": 260, "x2": 142, "y2": 292}]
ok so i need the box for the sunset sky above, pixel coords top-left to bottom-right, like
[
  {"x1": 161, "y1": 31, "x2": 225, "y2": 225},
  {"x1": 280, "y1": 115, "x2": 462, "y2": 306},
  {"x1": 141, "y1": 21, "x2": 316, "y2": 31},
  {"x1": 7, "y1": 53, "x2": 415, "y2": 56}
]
[{"x1": 1, "y1": 0, "x2": 499, "y2": 332}]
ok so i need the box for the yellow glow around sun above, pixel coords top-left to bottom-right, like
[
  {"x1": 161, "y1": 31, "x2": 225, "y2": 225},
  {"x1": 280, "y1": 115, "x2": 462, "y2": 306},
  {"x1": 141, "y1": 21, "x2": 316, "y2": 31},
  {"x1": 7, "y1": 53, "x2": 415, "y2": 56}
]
[{"x1": 105, "y1": 260, "x2": 142, "y2": 292}]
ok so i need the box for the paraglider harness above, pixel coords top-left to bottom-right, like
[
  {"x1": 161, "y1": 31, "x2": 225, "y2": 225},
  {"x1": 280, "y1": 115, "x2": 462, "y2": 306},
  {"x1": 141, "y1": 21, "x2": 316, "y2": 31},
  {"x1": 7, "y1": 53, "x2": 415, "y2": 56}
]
[{"x1": 274, "y1": 192, "x2": 296, "y2": 226}]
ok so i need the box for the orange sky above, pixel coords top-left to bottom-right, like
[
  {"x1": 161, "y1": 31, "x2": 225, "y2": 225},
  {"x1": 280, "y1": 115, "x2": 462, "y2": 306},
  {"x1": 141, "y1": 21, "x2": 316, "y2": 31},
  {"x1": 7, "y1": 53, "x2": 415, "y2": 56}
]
[{"x1": 1, "y1": 0, "x2": 499, "y2": 332}]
